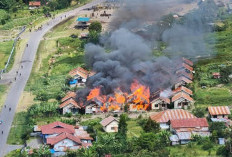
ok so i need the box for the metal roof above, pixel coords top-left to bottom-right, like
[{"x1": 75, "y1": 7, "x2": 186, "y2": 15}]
[
  {"x1": 77, "y1": 17, "x2": 90, "y2": 22},
  {"x1": 208, "y1": 106, "x2": 231, "y2": 116}
]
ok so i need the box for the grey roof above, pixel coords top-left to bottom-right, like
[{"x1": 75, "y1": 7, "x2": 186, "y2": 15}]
[{"x1": 100, "y1": 116, "x2": 118, "y2": 127}]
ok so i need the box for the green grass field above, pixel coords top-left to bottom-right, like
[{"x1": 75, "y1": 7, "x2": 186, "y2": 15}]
[
  {"x1": 0, "y1": 40, "x2": 14, "y2": 70},
  {"x1": 127, "y1": 120, "x2": 143, "y2": 138}
]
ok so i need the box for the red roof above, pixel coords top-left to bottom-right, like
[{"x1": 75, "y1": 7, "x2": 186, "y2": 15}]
[
  {"x1": 177, "y1": 76, "x2": 193, "y2": 84},
  {"x1": 47, "y1": 132, "x2": 82, "y2": 145},
  {"x1": 41, "y1": 121, "x2": 75, "y2": 135},
  {"x1": 61, "y1": 92, "x2": 76, "y2": 102},
  {"x1": 59, "y1": 98, "x2": 81, "y2": 109},
  {"x1": 100, "y1": 116, "x2": 118, "y2": 127},
  {"x1": 208, "y1": 106, "x2": 231, "y2": 116},
  {"x1": 176, "y1": 71, "x2": 193, "y2": 80},
  {"x1": 212, "y1": 72, "x2": 220, "y2": 76},
  {"x1": 151, "y1": 96, "x2": 170, "y2": 104},
  {"x1": 173, "y1": 86, "x2": 193, "y2": 95},
  {"x1": 171, "y1": 118, "x2": 208, "y2": 129},
  {"x1": 172, "y1": 92, "x2": 193, "y2": 102},
  {"x1": 69, "y1": 67, "x2": 95, "y2": 79},
  {"x1": 178, "y1": 63, "x2": 193, "y2": 72},
  {"x1": 150, "y1": 109, "x2": 196, "y2": 123},
  {"x1": 182, "y1": 57, "x2": 193, "y2": 66},
  {"x1": 29, "y1": 1, "x2": 41, "y2": 6}
]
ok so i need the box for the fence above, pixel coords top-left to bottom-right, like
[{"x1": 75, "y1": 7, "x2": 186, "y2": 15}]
[{"x1": 0, "y1": 26, "x2": 26, "y2": 79}]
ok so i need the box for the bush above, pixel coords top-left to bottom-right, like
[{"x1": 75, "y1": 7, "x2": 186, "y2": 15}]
[
  {"x1": 216, "y1": 146, "x2": 227, "y2": 156},
  {"x1": 64, "y1": 112, "x2": 72, "y2": 117},
  {"x1": 202, "y1": 141, "x2": 213, "y2": 150},
  {"x1": 89, "y1": 21, "x2": 102, "y2": 33},
  {"x1": 1, "y1": 19, "x2": 5, "y2": 25},
  {"x1": 192, "y1": 107, "x2": 206, "y2": 117}
]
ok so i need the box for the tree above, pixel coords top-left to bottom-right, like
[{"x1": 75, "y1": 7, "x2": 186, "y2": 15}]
[
  {"x1": 88, "y1": 31, "x2": 100, "y2": 44},
  {"x1": 192, "y1": 107, "x2": 206, "y2": 118},
  {"x1": 143, "y1": 118, "x2": 160, "y2": 133},
  {"x1": 117, "y1": 114, "x2": 128, "y2": 138},
  {"x1": 89, "y1": 21, "x2": 102, "y2": 33},
  {"x1": 220, "y1": 66, "x2": 232, "y2": 84},
  {"x1": 209, "y1": 122, "x2": 226, "y2": 138}
]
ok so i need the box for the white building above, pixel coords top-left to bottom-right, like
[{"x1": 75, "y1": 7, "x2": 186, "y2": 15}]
[{"x1": 100, "y1": 116, "x2": 119, "y2": 132}]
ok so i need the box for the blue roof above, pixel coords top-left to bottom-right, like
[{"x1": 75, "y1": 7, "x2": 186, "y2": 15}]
[
  {"x1": 77, "y1": 17, "x2": 90, "y2": 22},
  {"x1": 69, "y1": 79, "x2": 78, "y2": 85}
]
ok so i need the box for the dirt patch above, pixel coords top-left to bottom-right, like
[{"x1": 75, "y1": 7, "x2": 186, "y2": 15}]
[{"x1": 16, "y1": 91, "x2": 35, "y2": 112}]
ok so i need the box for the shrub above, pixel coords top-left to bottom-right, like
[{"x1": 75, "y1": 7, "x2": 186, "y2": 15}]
[
  {"x1": 202, "y1": 141, "x2": 213, "y2": 150},
  {"x1": 192, "y1": 107, "x2": 206, "y2": 117}
]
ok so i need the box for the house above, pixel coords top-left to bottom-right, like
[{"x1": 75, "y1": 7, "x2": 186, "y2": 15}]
[
  {"x1": 182, "y1": 57, "x2": 193, "y2": 67},
  {"x1": 176, "y1": 71, "x2": 193, "y2": 80},
  {"x1": 29, "y1": 1, "x2": 41, "y2": 9},
  {"x1": 59, "y1": 98, "x2": 81, "y2": 115},
  {"x1": 85, "y1": 104, "x2": 101, "y2": 114},
  {"x1": 172, "y1": 92, "x2": 194, "y2": 109},
  {"x1": 174, "y1": 76, "x2": 193, "y2": 89},
  {"x1": 150, "y1": 109, "x2": 196, "y2": 129},
  {"x1": 69, "y1": 67, "x2": 95, "y2": 86},
  {"x1": 176, "y1": 63, "x2": 193, "y2": 74},
  {"x1": 76, "y1": 17, "x2": 90, "y2": 29},
  {"x1": 208, "y1": 106, "x2": 231, "y2": 119},
  {"x1": 212, "y1": 72, "x2": 221, "y2": 79},
  {"x1": 61, "y1": 92, "x2": 76, "y2": 102},
  {"x1": 173, "y1": 86, "x2": 192, "y2": 96},
  {"x1": 100, "y1": 116, "x2": 119, "y2": 132},
  {"x1": 150, "y1": 96, "x2": 170, "y2": 110},
  {"x1": 170, "y1": 118, "x2": 210, "y2": 145},
  {"x1": 37, "y1": 121, "x2": 93, "y2": 152}
]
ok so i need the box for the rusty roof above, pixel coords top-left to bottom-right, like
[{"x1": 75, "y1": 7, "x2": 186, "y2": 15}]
[
  {"x1": 47, "y1": 132, "x2": 82, "y2": 145},
  {"x1": 69, "y1": 67, "x2": 95, "y2": 79},
  {"x1": 100, "y1": 116, "x2": 118, "y2": 127},
  {"x1": 173, "y1": 86, "x2": 193, "y2": 95},
  {"x1": 176, "y1": 71, "x2": 193, "y2": 80},
  {"x1": 150, "y1": 109, "x2": 196, "y2": 123},
  {"x1": 177, "y1": 76, "x2": 193, "y2": 84},
  {"x1": 59, "y1": 98, "x2": 81, "y2": 109},
  {"x1": 172, "y1": 92, "x2": 193, "y2": 102},
  {"x1": 29, "y1": 1, "x2": 41, "y2": 6},
  {"x1": 208, "y1": 106, "x2": 231, "y2": 116},
  {"x1": 171, "y1": 118, "x2": 209, "y2": 129},
  {"x1": 182, "y1": 57, "x2": 193, "y2": 66},
  {"x1": 61, "y1": 92, "x2": 76, "y2": 102},
  {"x1": 41, "y1": 121, "x2": 75, "y2": 135}
]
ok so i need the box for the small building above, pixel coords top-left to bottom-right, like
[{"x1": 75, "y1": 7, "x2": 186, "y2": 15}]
[
  {"x1": 85, "y1": 104, "x2": 101, "y2": 114},
  {"x1": 69, "y1": 67, "x2": 95, "y2": 86},
  {"x1": 151, "y1": 96, "x2": 170, "y2": 110},
  {"x1": 61, "y1": 92, "x2": 76, "y2": 102},
  {"x1": 76, "y1": 17, "x2": 90, "y2": 29},
  {"x1": 170, "y1": 118, "x2": 210, "y2": 145},
  {"x1": 59, "y1": 98, "x2": 81, "y2": 115},
  {"x1": 172, "y1": 92, "x2": 194, "y2": 109},
  {"x1": 176, "y1": 71, "x2": 193, "y2": 81},
  {"x1": 219, "y1": 138, "x2": 225, "y2": 145},
  {"x1": 208, "y1": 106, "x2": 231, "y2": 119},
  {"x1": 37, "y1": 121, "x2": 93, "y2": 153},
  {"x1": 100, "y1": 116, "x2": 119, "y2": 133},
  {"x1": 173, "y1": 86, "x2": 193, "y2": 96},
  {"x1": 29, "y1": 1, "x2": 41, "y2": 9},
  {"x1": 150, "y1": 109, "x2": 196, "y2": 129},
  {"x1": 212, "y1": 72, "x2": 221, "y2": 79},
  {"x1": 174, "y1": 76, "x2": 193, "y2": 89},
  {"x1": 176, "y1": 63, "x2": 193, "y2": 74},
  {"x1": 182, "y1": 57, "x2": 193, "y2": 67}
]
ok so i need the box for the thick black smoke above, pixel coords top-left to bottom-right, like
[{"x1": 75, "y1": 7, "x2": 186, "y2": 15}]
[{"x1": 76, "y1": 0, "x2": 218, "y2": 103}]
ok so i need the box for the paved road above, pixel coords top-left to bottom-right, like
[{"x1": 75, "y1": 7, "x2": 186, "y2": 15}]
[{"x1": 0, "y1": 0, "x2": 104, "y2": 156}]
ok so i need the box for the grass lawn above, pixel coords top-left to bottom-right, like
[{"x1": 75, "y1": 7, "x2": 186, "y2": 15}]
[
  {"x1": 0, "y1": 40, "x2": 14, "y2": 70},
  {"x1": 0, "y1": 85, "x2": 7, "y2": 109},
  {"x1": 127, "y1": 120, "x2": 143, "y2": 138},
  {"x1": 168, "y1": 144, "x2": 219, "y2": 157}
]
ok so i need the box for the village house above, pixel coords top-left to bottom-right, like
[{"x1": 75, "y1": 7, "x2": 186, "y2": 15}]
[
  {"x1": 76, "y1": 17, "x2": 90, "y2": 29},
  {"x1": 59, "y1": 98, "x2": 81, "y2": 115},
  {"x1": 170, "y1": 118, "x2": 210, "y2": 145},
  {"x1": 69, "y1": 67, "x2": 95, "y2": 87},
  {"x1": 212, "y1": 72, "x2": 221, "y2": 79},
  {"x1": 150, "y1": 96, "x2": 170, "y2": 110},
  {"x1": 172, "y1": 92, "x2": 194, "y2": 109},
  {"x1": 182, "y1": 57, "x2": 193, "y2": 67},
  {"x1": 35, "y1": 121, "x2": 93, "y2": 154},
  {"x1": 208, "y1": 106, "x2": 231, "y2": 119},
  {"x1": 85, "y1": 104, "x2": 101, "y2": 114},
  {"x1": 100, "y1": 116, "x2": 119, "y2": 133},
  {"x1": 61, "y1": 92, "x2": 76, "y2": 102},
  {"x1": 176, "y1": 63, "x2": 193, "y2": 74},
  {"x1": 173, "y1": 86, "x2": 192, "y2": 96},
  {"x1": 176, "y1": 71, "x2": 193, "y2": 81},
  {"x1": 174, "y1": 76, "x2": 193, "y2": 89},
  {"x1": 150, "y1": 109, "x2": 196, "y2": 129},
  {"x1": 29, "y1": 1, "x2": 41, "y2": 9}
]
